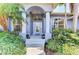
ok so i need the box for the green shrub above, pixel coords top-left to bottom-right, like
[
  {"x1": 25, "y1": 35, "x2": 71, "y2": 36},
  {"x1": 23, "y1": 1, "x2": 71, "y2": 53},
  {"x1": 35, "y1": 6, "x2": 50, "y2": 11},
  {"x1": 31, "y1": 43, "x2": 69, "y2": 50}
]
[
  {"x1": 47, "y1": 28, "x2": 79, "y2": 55},
  {"x1": 0, "y1": 32, "x2": 26, "y2": 55},
  {"x1": 52, "y1": 28, "x2": 61, "y2": 36},
  {"x1": 47, "y1": 39, "x2": 58, "y2": 52},
  {"x1": 63, "y1": 44, "x2": 79, "y2": 55},
  {"x1": 47, "y1": 39, "x2": 63, "y2": 53},
  {"x1": 76, "y1": 31, "x2": 79, "y2": 36}
]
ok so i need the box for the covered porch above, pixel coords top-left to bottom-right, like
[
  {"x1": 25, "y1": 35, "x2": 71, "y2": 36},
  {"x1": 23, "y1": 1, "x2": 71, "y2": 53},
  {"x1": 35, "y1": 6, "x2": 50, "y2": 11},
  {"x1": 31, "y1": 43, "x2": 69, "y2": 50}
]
[{"x1": 22, "y1": 5, "x2": 52, "y2": 41}]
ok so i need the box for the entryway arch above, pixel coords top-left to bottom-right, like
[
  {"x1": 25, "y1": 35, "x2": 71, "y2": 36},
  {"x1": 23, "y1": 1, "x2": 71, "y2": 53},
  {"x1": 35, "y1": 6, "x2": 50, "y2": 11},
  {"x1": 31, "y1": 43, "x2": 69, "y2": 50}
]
[
  {"x1": 27, "y1": 6, "x2": 45, "y2": 14},
  {"x1": 26, "y1": 6, "x2": 45, "y2": 35}
]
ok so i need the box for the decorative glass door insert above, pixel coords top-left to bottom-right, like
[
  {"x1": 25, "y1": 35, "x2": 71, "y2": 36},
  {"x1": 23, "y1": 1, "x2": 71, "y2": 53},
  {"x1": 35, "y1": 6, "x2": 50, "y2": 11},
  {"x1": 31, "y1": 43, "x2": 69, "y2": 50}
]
[{"x1": 33, "y1": 22, "x2": 42, "y2": 35}]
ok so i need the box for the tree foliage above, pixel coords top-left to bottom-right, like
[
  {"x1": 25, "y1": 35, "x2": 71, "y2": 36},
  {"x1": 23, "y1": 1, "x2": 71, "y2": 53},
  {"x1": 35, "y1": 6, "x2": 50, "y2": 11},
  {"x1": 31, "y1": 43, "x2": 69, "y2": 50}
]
[{"x1": 0, "y1": 3, "x2": 24, "y2": 21}]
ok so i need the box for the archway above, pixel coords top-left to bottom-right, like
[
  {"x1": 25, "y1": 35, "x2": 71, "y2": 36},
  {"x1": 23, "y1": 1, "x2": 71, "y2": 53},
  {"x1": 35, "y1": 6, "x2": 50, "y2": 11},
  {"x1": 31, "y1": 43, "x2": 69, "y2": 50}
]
[{"x1": 26, "y1": 6, "x2": 45, "y2": 35}]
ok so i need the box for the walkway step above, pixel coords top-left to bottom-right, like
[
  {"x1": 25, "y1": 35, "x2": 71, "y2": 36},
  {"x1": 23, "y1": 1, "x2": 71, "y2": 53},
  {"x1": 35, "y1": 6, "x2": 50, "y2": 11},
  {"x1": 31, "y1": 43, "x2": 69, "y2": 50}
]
[
  {"x1": 26, "y1": 39, "x2": 45, "y2": 47},
  {"x1": 26, "y1": 44, "x2": 44, "y2": 47}
]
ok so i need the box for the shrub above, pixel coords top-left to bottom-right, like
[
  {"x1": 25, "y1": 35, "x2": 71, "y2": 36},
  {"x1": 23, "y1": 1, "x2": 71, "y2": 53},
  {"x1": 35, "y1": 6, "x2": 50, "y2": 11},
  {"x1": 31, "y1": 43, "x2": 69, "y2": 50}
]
[
  {"x1": 76, "y1": 31, "x2": 79, "y2": 36},
  {"x1": 63, "y1": 44, "x2": 79, "y2": 55},
  {"x1": 47, "y1": 28, "x2": 79, "y2": 55},
  {"x1": 0, "y1": 32, "x2": 26, "y2": 55},
  {"x1": 47, "y1": 39, "x2": 58, "y2": 52},
  {"x1": 47, "y1": 39, "x2": 63, "y2": 53}
]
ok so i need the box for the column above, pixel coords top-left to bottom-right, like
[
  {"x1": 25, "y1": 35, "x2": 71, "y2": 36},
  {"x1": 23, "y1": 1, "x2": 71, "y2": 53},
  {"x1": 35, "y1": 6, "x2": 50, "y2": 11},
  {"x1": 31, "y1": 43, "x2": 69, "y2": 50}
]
[
  {"x1": 22, "y1": 12, "x2": 27, "y2": 34},
  {"x1": 73, "y1": 3, "x2": 78, "y2": 32},
  {"x1": 26, "y1": 16, "x2": 31, "y2": 35},
  {"x1": 45, "y1": 11, "x2": 51, "y2": 40},
  {"x1": 43, "y1": 18, "x2": 46, "y2": 33},
  {"x1": 8, "y1": 17, "x2": 13, "y2": 32},
  {"x1": 42, "y1": 18, "x2": 45, "y2": 33},
  {"x1": 64, "y1": 3, "x2": 67, "y2": 29}
]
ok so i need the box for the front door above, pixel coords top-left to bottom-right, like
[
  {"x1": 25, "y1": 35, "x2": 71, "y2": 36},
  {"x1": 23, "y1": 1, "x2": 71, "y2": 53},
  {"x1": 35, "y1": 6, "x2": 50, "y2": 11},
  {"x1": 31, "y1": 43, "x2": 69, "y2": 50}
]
[{"x1": 33, "y1": 21, "x2": 42, "y2": 35}]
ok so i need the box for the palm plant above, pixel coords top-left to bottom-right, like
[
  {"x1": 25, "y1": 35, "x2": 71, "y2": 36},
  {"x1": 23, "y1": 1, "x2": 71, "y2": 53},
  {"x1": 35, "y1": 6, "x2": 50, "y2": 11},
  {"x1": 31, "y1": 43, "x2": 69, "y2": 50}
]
[
  {"x1": 0, "y1": 4, "x2": 24, "y2": 21},
  {"x1": 0, "y1": 3, "x2": 24, "y2": 32}
]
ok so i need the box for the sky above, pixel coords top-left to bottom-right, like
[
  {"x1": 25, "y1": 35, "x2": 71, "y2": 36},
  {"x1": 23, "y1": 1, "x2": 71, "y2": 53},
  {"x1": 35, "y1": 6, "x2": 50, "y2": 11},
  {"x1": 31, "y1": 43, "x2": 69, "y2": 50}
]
[{"x1": 53, "y1": 3, "x2": 70, "y2": 13}]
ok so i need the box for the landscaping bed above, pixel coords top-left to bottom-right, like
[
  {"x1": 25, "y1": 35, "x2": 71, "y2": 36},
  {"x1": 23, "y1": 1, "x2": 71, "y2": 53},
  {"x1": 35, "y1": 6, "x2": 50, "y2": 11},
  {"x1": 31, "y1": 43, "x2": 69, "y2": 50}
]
[
  {"x1": 45, "y1": 28, "x2": 79, "y2": 55},
  {"x1": 0, "y1": 32, "x2": 26, "y2": 55},
  {"x1": 44, "y1": 44, "x2": 62, "y2": 55}
]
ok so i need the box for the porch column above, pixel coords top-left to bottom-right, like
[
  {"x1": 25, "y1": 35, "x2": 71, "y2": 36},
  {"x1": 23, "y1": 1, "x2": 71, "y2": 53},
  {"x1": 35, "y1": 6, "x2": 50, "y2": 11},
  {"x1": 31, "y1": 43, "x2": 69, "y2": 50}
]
[
  {"x1": 73, "y1": 3, "x2": 78, "y2": 32},
  {"x1": 8, "y1": 17, "x2": 13, "y2": 32},
  {"x1": 22, "y1": 12, "x2": 27, "y2": 35},
  {"x1": 45, "y1": 11, "x2": 51, "y2": 40},
  {"x1": 26, "y1": 16, "x2": 31, "y2": 35},
  {"x1": 64, "y1": 3, "x2": 67, "y2": 29}
]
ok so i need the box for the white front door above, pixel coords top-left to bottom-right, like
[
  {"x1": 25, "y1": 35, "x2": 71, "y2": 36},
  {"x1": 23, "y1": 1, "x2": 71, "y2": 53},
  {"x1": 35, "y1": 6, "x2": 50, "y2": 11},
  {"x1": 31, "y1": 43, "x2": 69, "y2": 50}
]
[{"x1": 33, "y1": 21, "x2": 42, "y2": 35}]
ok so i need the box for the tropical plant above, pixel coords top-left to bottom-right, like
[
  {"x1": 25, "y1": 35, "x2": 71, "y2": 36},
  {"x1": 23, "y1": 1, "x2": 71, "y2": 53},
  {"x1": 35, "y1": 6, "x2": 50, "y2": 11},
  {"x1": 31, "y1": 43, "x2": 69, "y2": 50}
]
[
  {"x1": 0, "y1": 32, "x2": 26, "y2": 55},
  {"x1": 0, "y1": 3, "x2": 24, "y2": 21},
  {"x1": 0, "y1": 4, "x2": 24, "y2": 32},
  {"x1": 47, "y1": 28, "x2": 79, "y2": 55},
  {"x1": 76, "y1": 31, "x2": 79, "y2": 36}
]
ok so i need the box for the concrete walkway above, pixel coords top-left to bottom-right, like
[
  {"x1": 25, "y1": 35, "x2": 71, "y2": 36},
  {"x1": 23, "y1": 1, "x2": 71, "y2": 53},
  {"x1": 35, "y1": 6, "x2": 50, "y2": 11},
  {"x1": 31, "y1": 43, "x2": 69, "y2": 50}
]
[
  {"x1": 26, "y1": 35, "x2": 45, "y2": 55},
  {"x1": 26, "y1": 47, "x2": 45, "y2": 55}
]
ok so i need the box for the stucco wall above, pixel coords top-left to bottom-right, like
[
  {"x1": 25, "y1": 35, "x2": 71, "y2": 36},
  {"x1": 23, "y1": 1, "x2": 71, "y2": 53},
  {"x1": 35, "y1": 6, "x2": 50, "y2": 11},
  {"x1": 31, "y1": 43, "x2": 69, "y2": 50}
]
[
  {"x1": 67, "y1": 19, "x2": 79, "y2": 30},
  {"x1": 22, "y1": 3, "x2": 53, "y2": 12}
]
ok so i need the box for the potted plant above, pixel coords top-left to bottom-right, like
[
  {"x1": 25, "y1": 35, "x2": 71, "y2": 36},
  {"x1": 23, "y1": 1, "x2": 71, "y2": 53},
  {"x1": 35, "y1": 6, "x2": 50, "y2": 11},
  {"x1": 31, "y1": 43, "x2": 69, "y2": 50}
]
[
  {"x1": 41, "y1": 34, "x2": 45, "y2": 39},
  {"x1": 26, "y1": 34, "x2": 30, "y2": 39}
]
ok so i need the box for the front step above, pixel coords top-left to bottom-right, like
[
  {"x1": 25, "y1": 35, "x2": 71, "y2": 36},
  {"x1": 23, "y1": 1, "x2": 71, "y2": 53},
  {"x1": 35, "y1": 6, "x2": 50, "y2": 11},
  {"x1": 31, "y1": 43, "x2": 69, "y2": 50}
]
[
  {"x1": 26, "y1": 44, "x2": 44, "y2": 47},
  {"x1": 26, "y1": 39, "x2": 45, "y2": 47},
  {"x1": 26, "y1": 35, "x2": 46, "y2": 47}
]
